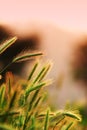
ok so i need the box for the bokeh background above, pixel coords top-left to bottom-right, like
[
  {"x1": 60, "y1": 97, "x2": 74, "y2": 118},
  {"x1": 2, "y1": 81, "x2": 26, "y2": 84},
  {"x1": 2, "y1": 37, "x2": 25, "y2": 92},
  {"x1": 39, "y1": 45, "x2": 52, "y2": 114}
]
[
  {"x1": 0, "y1": 0, "x2": 87, "y2": 108},
  {"x1": 0, "y1": 0, "x2": 87, "y2": 31}
]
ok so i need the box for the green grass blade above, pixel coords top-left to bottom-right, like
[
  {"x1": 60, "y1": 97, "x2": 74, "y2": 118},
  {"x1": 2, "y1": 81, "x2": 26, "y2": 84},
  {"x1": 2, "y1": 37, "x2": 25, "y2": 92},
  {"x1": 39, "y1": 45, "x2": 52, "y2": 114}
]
[
  {"x1": 33, "y1": 96, "x2": 42, "y2": 109},
  {"x1": 8, "y1": 90, "x2": 17, "y2": 110},
  {"x1": 63, "y1": 111, "x2": 82, "y2": 121},
  {"x1": 65, "y1": 122, "x2": 73, "y2": 130},
  {"x1": 0, "y1": 84, "x2": 6, "y2": 107},
  {"x1": 28, "y1": 90, "x2": 40, "y2": 111},
  {"x1": 29, "y1": 116, "x2": 35, "y2": 130},
  {"x1": 38, "y1": 63, "x2": 51, "y2": 82},
  {"x1": 33, "y1": 65, "x2": 46, "y2": 84},
  {"x1": 25, "y1": 82, "x2": 46, "y2": 98},
  {"x1": 33, "y1": 62, "x2": 52, "y2": 84},
  {"x1": 0, "y1": 37, "x2": 17, "y2": 54},
  {"x1": 44, "y1": 109, "x2": 49, "y2": 130},
  {"x1": 27, "y1": 62, "x2": 38, "y2": 81},
  {"x1": 12, "y1": 52, "x2": 43, "y2": 63},
  {"x1": 53, "y1": 115, "x2": 65, "y2": 130}
]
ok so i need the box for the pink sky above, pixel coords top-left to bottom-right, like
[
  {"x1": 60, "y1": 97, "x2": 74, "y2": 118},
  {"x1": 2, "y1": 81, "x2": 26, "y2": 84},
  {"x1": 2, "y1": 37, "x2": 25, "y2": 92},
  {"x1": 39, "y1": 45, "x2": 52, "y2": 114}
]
[{"x1": 0, "y1": 0, "x2": 87, "y2": 31}]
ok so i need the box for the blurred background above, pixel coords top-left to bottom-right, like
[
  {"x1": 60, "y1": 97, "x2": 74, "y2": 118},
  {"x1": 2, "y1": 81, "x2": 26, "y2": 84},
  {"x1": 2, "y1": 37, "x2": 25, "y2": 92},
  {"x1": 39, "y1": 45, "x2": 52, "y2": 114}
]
[{"x1": 0, "y1": 0, "x2": 87, "y2": 127}]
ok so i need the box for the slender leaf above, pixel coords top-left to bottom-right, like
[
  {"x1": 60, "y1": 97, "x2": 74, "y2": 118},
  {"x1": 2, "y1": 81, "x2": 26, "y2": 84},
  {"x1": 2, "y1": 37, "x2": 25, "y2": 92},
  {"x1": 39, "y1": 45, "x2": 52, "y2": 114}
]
[
  {"x1": 12, "y1": 52, "x2": 43, "y2": 63},
  {"x1": 0, "y1": 37, "x2": 17, "y2": 54},
  {"x1": 0, "y1": 84, "x2": 6, "y2": 107},
  {"x1": 44, "y1": 109, "x2": 49, "y2": 130},
  {"x1": 65, "y1": 122, "x2": 73, "y2": 130},
  {"x1": 28, "y1": 62, "x2": 38, "y2": 81}
]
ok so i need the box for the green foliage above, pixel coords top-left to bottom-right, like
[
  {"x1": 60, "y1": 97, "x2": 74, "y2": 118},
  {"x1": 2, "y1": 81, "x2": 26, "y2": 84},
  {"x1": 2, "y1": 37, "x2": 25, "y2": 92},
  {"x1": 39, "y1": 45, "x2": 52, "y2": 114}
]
[
  {"x1": 44, "y1": 109, "x2": 49, "y2": 130},
  {"x1": 0, "y1": 37, "x2": 82, "y2": 130}
]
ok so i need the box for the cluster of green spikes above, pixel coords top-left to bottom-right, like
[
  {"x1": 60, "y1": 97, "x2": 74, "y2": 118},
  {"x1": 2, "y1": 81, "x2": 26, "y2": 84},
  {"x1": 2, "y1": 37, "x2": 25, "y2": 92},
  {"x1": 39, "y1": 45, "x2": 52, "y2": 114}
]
[{"x1": 0, "y1": 37, "x2": 82, "y2": 130}]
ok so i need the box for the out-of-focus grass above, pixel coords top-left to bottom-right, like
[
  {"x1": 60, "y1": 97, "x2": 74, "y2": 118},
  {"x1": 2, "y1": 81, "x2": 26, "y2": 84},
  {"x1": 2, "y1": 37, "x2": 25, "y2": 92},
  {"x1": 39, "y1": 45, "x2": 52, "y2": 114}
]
[{"x1": 0, "y1": 37, "x2": 82, "y2": 130}]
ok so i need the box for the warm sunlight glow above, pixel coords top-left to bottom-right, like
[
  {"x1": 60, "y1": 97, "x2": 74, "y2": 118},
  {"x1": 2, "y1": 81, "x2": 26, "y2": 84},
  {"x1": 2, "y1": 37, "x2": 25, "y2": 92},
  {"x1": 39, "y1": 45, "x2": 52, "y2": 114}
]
[{"x1": 0, "y1": 0, "x2": 87, "y2": 31}]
